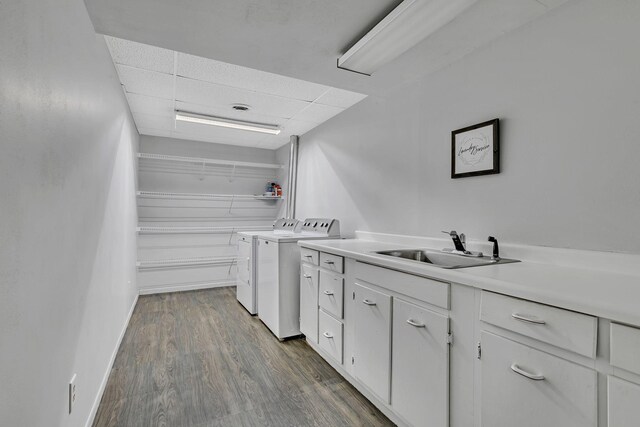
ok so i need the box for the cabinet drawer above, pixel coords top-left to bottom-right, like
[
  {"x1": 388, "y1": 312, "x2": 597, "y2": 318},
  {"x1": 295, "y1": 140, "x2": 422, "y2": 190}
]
[
  {"x1": 610, "y1": 323, "x2": 640, "y2": 375},
  {"x1": 481, "y1": 331, "x2": 597, "y2": 427},
  {"x1": 300, "y1": 247, "x2": 319, "y2": 265},
  {"x1": 355, "y1": 262, "x2": 449, "y2": 309},
  {"x1": 608, "y1": 376, "x2": 640, "y2": 427},
  {"x1": 319, "y1": 271, "x2": 344, "y2": 319},
  {"x1": 318, "y1": 310, "x2": 343, "y2": 364},
  {"x1": 320, "y1": 252, "x2": 344, "y2": 274},
  {"x1": 480, "y1": 291, "x2": 597, "y2": 358}
]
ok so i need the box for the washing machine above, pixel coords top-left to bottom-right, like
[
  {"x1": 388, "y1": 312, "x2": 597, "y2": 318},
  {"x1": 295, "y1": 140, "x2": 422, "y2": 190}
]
[
  {"x1": 236, "y1": 218, "x2": 300, "y2": 315},
  {"x1": 256, "y1": 218, "x2": 340, "y2": 340}
]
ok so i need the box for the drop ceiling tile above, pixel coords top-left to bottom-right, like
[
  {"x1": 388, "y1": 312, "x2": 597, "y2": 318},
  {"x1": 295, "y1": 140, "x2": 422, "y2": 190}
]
[
  {"x1": 137, "y1": 127, "x2": 173, "y2": 138},
  {"x1": 117, "y1": 65, "x2": 174, "y2": 99},
  {"x1": 261, "y1": 134, "x2": 293, "y2": 149},
  {"x1": 290, "y1": 103, "x2": 344, "y2": 124},
  {"x1": 126, "y1": 93, "x2": 174, "y2": 117},
  {"x1": 314, "y1": 88, "x2": 367, "y2": 108},
  {"x1": 105, "y1": 36, "x2": 174, "y2": 74},
  {"x1": 175, "y1": 77, "x2": 310, "y2": 119},
  {"x1": 175, "y1": 101, "x2": 287, "y2": 126},
  {"x1": 132, "y1": 112, "x2": 175, "y2": 131},
  {"x1": 177, "y1": 53, "x2": 329, "y2": 102},
  {"x1": 281, "y1": 119, "x2": 319, "y2": 136}
]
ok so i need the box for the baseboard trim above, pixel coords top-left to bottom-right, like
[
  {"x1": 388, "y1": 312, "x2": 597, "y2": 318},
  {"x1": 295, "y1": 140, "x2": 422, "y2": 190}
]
[
  {"x1": 138, "y1": 281, "x2": 235, "y2": 295},
  {"x1": 84, "y1": 293, "x2": 138, "y2": 427}
]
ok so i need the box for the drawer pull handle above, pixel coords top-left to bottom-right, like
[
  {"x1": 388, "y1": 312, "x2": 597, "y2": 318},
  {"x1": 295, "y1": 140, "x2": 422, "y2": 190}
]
[
  {"x1": 512, "y1": 313, "x2": 546, "y2": 324},
  {"x1": 304, "y1": 255, "x2": 314, "y2": 258},
  {"x1": 406, "y1": 319, "x2": 426, "y2": 328},
  {"x1": 323, "y1": 290, "x2": 334, "y2": 296},
  {"x1": 511, "y1": 363, "x2": 545, "y2": 381},
  {"x1": 323, "y1": 332, "x2": 334, "y2": 339},
  {"x1": 303, "y1": 274, "x2": 312, "y2": 279},
  {"x1": 324, "y1": 260, "x2": 335, "y2": 265},
  {"x1": 362, "y1": 299, "x2": 376, "y2": 306}
]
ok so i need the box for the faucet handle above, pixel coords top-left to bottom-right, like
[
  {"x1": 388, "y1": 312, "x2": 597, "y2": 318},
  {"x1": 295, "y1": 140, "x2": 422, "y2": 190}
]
[{"x1": 442, "y1": 230, "x2": 457, "y2": 236}]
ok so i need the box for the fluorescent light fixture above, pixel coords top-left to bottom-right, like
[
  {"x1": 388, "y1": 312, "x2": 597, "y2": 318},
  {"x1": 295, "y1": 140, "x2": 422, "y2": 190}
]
[
  {"x1": 338, "y1": 0, "x2": 478, "y2": 75},
  {"x1": 175, "y1": 111, "x2": 281, "y2": 135}
]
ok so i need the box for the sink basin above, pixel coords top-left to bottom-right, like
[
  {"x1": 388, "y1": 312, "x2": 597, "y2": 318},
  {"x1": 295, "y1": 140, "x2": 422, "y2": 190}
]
[{"x1": 374, "y1": 249, "x2": 519, "y2": 269}]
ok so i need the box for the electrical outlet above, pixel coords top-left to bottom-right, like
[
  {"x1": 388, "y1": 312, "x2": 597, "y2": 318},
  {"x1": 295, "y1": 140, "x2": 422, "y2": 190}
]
[{"x1": 69, "y1": 374, "x2": 77, "y2": 414}]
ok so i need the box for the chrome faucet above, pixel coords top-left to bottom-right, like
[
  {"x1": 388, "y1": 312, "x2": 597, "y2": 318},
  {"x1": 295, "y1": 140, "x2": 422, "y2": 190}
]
[{"x1": 441, "y1": 230, "x2": 483, "y2": 257}]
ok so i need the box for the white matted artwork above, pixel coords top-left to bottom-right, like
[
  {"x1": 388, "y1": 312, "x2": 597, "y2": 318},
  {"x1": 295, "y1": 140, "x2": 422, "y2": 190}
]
[{"x1": 451, "y1": 118, "x2": 500, "y2": 178}]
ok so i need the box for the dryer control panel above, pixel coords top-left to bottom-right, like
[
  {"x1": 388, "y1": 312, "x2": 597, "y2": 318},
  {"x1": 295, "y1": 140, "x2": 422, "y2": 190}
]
[
  {"x1": 300, "y1": 218, "x2": 341, "y2": 237},
  {"x1": 272, "y1": 218, "x2": 300, "y2": 232}
]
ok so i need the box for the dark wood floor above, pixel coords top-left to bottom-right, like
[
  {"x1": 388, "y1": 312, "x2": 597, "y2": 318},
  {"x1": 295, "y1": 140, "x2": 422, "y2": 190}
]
[{"x1": 93, "y1": 287, "x2": 394, "y2": 427}]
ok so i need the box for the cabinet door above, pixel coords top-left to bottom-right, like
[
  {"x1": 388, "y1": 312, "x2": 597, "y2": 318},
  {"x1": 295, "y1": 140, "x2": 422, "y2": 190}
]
[
  {"x1": 480, "y1": 331, "x2": 597, "y2": 427},
  {"x1": 257, "y1": 239, "x2": 279, "y2": 332},
  {"x1": 608, "y1": 376, "x2": 640, "y2": 427},
  {"x1": 392, "y1": 298, "x2": 449, "y2": 427},
  {"x1": 354, "y1": 283, "x2": 392, "y2": 403},
  {"x1": 236, "y1": 239, "x2": 252, "y2": 306},
  {"x1": 300, "y1": 264, "x2": 319, "y2": 343}
]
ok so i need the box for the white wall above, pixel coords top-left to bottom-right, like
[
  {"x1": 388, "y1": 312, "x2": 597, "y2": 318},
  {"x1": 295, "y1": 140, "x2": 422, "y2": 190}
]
[
  {"x1": 0, "y1": 1, "x2": 139, "y2": 426},
  {"x1": 296, "y1": 0, "x2": 640, "y2": 254}
]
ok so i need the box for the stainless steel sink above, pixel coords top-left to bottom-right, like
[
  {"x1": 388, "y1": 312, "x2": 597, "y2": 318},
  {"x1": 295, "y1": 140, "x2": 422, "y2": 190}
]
[{"x1": 374, "y1": 249, "x2": 519, "y2": 269}]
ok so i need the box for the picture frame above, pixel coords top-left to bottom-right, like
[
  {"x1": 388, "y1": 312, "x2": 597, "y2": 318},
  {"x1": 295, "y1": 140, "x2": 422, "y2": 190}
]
[{"x1": 451, "y1": 118, "x2": 500, "y2": 179}]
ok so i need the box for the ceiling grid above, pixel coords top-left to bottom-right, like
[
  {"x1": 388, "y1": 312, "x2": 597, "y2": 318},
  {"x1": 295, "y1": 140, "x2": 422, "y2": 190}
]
[{"x1": 106, "y1": 36, "x2": 367, "y2": 148}]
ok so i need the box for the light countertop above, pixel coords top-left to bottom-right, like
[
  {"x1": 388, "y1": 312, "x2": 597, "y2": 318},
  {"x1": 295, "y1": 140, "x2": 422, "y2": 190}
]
[{"x1": 298, "y1": 238, "x2": 640, "y2": 326}]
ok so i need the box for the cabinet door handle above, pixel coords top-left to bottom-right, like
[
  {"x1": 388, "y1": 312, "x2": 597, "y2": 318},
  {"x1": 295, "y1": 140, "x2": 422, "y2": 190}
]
[
  {"x1": 303, "y1": 274, "x2": 312, "y2": 279},
  {"x1": 510, "y1": 363, "x2": 545, "y2": 381},
  {"x1": 406, "y1": 319, "x2": 426, "y2": 328},
  {"x1": 324, "y1": 260, "x2": 335, "y2": 265},
  {"x1": 305, "y1": 255, "x2": 313, "y2": 258},
  {"x1": 323, "y1": 332, "x2": 334, "y2": 339},
  {"x1": 362, "y1": 299, "x2": 376, "y2": 306},
  {"x1": 512, "y1": 313, "x2": 546, "y2": 324},
  {"x1": 323, "y1": 290, "x2": 334, "y2": 296}
]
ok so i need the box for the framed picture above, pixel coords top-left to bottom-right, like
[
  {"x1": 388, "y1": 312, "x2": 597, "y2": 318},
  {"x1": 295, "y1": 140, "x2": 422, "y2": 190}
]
[{"x1": 451, "y1": 118, "x2": 500, "y2": 179}]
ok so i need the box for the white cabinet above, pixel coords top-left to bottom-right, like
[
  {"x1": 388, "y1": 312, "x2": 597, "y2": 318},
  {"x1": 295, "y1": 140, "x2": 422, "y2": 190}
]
[
  {"x1": 480, "y1": 331, "x2": 597, "y2": 427},
  {"x1": 608, "y1": 376, "x2": 640, "y2": 427},
  {"x1": 300, "y1": 263, "x2": 319, "y2": 343},
  {"x1": 235, "y1": 237, "x2": 254, "y2": 313},
  {"x1": 319, "y1": 310, "x2": 344, "y2": 364},
  {"x1": 480, "y1": 291, "x2": 597, "y2": 358},
  {"x1": 608, "y1": 323, "x2": 640, "y2": 427},
  {"x1": 610, "y1": 323, "x2": 640, "y2": 376},
  {"x1": 257, "y1": 238, "x2": 279, "y2": 333},
  {"x1": 318, "y1": 270, "x2": 344, "y2": 319},
  {"x1": 353, "y1": 283, "x2": 392, "y2": 403},
  {"x1": 392, "y1": 298, "x2": 449, "y2": 427}
]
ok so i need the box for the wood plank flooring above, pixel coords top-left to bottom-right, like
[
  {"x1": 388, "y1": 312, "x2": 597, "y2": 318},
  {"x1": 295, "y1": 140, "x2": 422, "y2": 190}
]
[{"x1": 93, "y1": 287, "x2": 394, "y2": 427}]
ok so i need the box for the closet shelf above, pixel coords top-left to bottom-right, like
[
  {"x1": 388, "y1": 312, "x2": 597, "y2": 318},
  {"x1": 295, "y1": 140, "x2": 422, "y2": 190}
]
[
  {"x1": 137, "y1": 225, "x2": 272, "y2": 234},
  {"x1": 137, "y1": 153, "x2": 284, "y2": 170},
  {"x1": 137, "y1": 191, "x2": 283, "y2": 201},
  {"x1": 136, "y1": 256, "x2": 237, "y2": 270}
]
